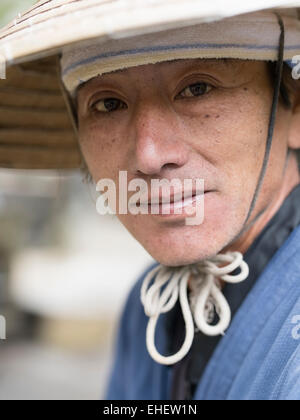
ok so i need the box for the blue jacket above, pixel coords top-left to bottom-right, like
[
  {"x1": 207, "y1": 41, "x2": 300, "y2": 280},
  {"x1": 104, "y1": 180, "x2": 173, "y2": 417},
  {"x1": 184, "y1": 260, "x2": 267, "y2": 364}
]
[{"x1": 106, "y1": 225, "x2": 300, "y2": 400}]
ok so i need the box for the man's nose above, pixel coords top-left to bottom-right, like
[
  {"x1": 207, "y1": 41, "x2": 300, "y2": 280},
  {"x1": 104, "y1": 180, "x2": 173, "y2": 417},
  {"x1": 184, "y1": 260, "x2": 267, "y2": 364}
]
[{"x1": 129, "y1": 103, "x2": 189, "y2": 176}]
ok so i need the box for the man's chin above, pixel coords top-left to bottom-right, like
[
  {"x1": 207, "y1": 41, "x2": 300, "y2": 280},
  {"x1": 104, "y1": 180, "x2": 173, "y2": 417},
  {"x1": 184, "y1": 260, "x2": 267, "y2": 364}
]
[
  {"x1": 148, "y1": 246, "x2": 225, "y2": 267},
  {"x1": 142, "y1": 226, "x2": 242, "y2": 266}
]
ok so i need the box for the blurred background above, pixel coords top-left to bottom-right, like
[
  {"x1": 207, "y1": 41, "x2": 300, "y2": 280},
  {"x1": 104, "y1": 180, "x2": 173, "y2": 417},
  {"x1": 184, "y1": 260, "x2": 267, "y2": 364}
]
[{"x1": 0, "y1": 1, "x2": 153, "y2": 400}]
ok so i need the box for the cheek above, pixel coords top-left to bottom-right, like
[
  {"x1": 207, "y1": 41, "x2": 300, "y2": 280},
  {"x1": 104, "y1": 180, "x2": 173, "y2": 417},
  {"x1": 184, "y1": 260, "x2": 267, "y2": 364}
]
[
  {"x1": 188, "y1": 93, "x2": 267, "y2": 155},
  {"x1": 78, "y1": 120, "x2": 125, "y2": 181},
  {"x1": 183, "y1": 89, "x2": 271, "y2": 190}
]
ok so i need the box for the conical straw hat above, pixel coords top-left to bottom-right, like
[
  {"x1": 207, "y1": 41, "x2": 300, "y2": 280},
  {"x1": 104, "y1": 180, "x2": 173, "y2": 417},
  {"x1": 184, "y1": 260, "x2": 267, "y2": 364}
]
[{"x1": 0, "y1": 0, "x2": 299, "y2": 170}]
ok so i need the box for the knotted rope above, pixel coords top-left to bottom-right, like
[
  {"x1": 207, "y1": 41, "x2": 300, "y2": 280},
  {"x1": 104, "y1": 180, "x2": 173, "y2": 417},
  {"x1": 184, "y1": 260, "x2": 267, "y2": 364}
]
[{"x1": 141, "y1": 251, "x2": 249, "y2": 365}]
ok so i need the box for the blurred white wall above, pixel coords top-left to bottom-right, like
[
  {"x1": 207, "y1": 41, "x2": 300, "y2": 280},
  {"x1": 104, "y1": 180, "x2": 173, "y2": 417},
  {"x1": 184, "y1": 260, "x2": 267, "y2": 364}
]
[
  {"x1": 0, "y1": 169, "x2": 154, "y2": 400},
  {"x1": 0, "y1": 0, "x2": 36, "y2": 26},
  {"x1": 10, "y1": 172, "x2": 154, "y2": 320}
]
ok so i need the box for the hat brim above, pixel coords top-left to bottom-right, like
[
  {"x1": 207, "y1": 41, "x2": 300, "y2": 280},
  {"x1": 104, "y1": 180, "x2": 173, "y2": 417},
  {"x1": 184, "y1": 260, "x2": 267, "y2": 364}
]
[{"x1": 1, "y1": 0, "x2": 300, "y2": 66}]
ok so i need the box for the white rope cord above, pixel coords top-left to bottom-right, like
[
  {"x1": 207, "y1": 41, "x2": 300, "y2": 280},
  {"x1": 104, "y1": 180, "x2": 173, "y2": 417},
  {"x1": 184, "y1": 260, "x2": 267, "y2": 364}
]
[{"x1": 140, "y1": 251, "x2": 249, "y2": 365}]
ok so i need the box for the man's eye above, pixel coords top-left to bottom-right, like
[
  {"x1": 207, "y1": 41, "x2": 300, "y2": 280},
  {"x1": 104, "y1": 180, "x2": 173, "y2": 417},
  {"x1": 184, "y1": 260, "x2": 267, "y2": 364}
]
[
  {"x1": 177, "y1": 82, "x2": 212, "y2": 99},
  {"x1": 92, "y1": 98, "x2": 127, "y2": 113}
]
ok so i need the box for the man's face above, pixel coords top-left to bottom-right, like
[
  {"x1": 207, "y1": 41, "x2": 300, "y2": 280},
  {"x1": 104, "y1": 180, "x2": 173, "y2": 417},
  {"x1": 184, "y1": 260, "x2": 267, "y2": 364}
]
[{"x1": 77, "y1": 59, "x2": 292, "y2": 266}]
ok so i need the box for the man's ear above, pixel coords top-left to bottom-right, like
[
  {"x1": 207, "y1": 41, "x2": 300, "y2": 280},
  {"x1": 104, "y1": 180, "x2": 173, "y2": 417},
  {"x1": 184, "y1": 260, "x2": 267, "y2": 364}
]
[{"x1": 288, "y1": 84, "x2": 300, "y2": 150}]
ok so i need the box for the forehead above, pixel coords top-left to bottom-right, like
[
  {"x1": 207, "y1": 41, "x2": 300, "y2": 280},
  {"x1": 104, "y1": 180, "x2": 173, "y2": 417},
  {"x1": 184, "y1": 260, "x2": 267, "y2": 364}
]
[{"x1": 76, "y1": 58, "x2": 243, "y2": 97}]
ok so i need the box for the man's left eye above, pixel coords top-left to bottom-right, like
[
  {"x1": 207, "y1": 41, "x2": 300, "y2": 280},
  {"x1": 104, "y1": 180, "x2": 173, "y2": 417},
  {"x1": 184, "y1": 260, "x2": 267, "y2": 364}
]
[{"x1": 177, "y1": 82, "x2": 212, "y2": 98}]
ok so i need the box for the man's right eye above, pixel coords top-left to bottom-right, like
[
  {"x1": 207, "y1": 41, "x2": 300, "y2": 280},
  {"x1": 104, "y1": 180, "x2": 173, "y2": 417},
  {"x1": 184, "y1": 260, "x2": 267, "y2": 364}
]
[{"x1": 91, "y1": 98, "x2": 127, "y2": 113}]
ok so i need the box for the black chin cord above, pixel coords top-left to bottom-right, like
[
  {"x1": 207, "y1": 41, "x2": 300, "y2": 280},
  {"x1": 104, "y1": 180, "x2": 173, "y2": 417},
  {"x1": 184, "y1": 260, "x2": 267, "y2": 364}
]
[{"x1": 242, "y1": 13, "x2": 285, "y2": 230}]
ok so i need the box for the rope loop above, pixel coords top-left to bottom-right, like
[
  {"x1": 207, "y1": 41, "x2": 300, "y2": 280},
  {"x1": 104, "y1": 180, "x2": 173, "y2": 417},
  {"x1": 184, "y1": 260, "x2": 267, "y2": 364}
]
[{"x1": 141, "y1": 251, "x2": 249, "y2": 365}]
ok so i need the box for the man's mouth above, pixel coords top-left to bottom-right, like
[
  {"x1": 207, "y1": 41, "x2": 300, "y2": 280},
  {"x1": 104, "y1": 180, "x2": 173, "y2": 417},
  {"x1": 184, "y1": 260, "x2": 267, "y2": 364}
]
[{"x1": 135, "y1": 188, "x2": 211, "y2": 216}]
